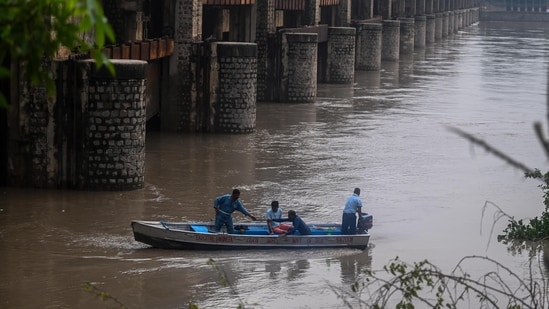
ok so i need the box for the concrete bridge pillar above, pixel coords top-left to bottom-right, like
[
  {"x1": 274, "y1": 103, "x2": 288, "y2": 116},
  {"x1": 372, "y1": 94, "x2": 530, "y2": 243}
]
[
  {"x1": 212, "y1": 43, "x2": 257, "y2": 133},
  {"x1": 416, "y1": 0, "x2": 426, "y2": 15},
  {"x1": 473, "y1": 8, "x2": 480, "y2": 23},
  {"x1": 452, "y1": 9, "x2": 458, "y2": 31},
  {"x1": 380, "y1": 0, "x2": 393, "y2": 19},
  {"x1": 256, "y1": 0, "x2": 276, "y2": 102},
  {"x1": 399, "y1": 18, "x2": 415, "y2": 55},
  {"x1": 304, "y1": 0, "x2": 321, "y2": 25},
  {"x1": 434, "y1": 12, "x2": 443, "y2": 41},
  {"x1": 406, "y1": 0, "x2": 417, "y2": 16},
  {"x1": 76, "y1": 59, "x2": 147, "y2": 190},
  {"x1": 326, "y1": 27, "x2": 356, "y2": 83},
  {"x1": 414, "y1": 15, "x2": 426, "y2": 49},
  {"x1": 448, "y1": 11, "x2": 455, "y2": 34},
  {"x1": 442, "y1": 12, "x2": 449, "y2": 37},
  {"x1": 394, "y1": 0, "x2": 406, "y2": 17},
  {"x1": 425, "y1": 14, "x2": 435, "y2": 44},
  {"x1": 425, "y1": 0, "x2": 433, "y2": 13},
  {"x1": 472, "y1": 8, "x2": 476, "y2": 24},
  {"x1": 433, "y1": 0, "x2": 440, "y2": 12},
  {"x1": 469, "y1": 8, "x2": 475, "y2": 24},
  {"x1": 168, "y1": 0, "x2": 202, "y2": 132},
  {"x1": 471, "y1": 9, "x2": 475, "y2": 24},
  {"x1": 281, "y1": 33, "x2": 318, "y2": 102},
  {"x1": 382, "y1": 19, "x2": 400, "y2": 61},
  {"x1": 355, "y1": 23, "x2": 382, "y2": 71},
  {"x1": 336, "y1": 0, "x2": 352, "y2": 26},
  {"x1": 352, "y1": 0, "x2": 374, "y2": 19}
]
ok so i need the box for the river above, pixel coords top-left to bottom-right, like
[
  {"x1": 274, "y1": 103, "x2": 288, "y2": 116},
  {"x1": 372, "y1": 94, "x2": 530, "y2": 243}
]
[{"x1": 1, "y1": 21, "x2": 548, "y2": 308}]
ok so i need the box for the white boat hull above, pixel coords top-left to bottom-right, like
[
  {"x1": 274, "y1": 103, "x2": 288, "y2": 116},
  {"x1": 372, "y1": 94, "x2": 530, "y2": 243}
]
[{"x1": 131, "y1": 221, "x2": 371, "y2": 250}]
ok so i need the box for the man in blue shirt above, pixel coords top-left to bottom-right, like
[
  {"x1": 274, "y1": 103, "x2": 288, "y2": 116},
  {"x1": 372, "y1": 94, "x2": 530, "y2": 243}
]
[
  {"x1": 266, "y1": 200, "x2": 292, "y2": 234},
  {"x1": 341, "y1": 188, "x2": 363, "y2": 235},
  {"x1": 213, "y1": 189, "x2": 257, "y2": 233},
  {"x1": 269, "y1": 210, "x2": 311, "y2": 236}
]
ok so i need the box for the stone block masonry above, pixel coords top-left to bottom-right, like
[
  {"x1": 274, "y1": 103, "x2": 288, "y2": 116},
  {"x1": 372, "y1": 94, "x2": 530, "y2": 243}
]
[
  {"x1": 214, "y1": 43, "x2": 258, "y2": 133},
  {"x1": 77, "y1": 60, "x2": 147, "y2": 190},
  {"x1": 326, "y1": 27, "x2": 356, "y2": 84},
  {"x1": 381, "y1": 20, "x2": 400, "y2": 62},
  {"x1": 399, "y1": 18, "x2": 415, "y2": 55},
  {"x1": 281, "y1": 33, "x2": 318, "y2": 103},
  {"x1": 355, "y1": 23, "x2": 382, "y2": 71},
  {"x1": 414, "y1": 15, "x2": 426, "y2": 49},
  {"x1": 425, "y1": 14, "x2": 435, "y2": 44}
]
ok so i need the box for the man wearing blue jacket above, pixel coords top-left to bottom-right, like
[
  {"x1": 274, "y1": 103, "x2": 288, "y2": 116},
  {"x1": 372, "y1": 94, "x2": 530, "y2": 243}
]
[
  {"x1": 213, "y1": 189, "x2": 257, "y2": 233},
  {"x1": 269, "y1": 210, "x2": 311, "y2": 236}
]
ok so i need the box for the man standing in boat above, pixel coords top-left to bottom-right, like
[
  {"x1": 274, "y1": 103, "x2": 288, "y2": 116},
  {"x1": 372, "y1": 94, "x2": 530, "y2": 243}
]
[
  {"x1": 341, "y1": 188, "x2": 363, "y2": 235},
  {"x1": 213, "y1": 189, "x2": 257, "y2": 233}
]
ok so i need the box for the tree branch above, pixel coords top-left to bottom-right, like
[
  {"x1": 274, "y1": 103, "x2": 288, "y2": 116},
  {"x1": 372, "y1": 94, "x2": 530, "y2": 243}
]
[{"x1": 447, "y1": 126, "x2": 535, "y2": 174}]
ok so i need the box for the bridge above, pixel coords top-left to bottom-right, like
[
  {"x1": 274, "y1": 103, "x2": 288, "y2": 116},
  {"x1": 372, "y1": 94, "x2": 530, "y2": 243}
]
[{"x1": 1, "y1": 0, "x2": 545, "y2": 190}]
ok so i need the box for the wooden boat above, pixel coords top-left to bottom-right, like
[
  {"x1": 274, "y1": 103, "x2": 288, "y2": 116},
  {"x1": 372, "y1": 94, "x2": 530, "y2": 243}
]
[{"x1": 131, "y1": 215, "x2": 372, "y2": 250}]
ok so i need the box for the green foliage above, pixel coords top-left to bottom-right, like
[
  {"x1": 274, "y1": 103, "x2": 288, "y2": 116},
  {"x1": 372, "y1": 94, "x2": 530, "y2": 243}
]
[
  {"x1": 84, "y1": 282, "x2": 127, "y2": 309},
  {"x1": 499, "y1": 169, "x2": 549, "y2": 242},
  {"x1": 0, "y1": 0, "x2": 115, "y2": 107},
  {"x1": 331, "y1": 255, "x2": 548, "y2": 309}
]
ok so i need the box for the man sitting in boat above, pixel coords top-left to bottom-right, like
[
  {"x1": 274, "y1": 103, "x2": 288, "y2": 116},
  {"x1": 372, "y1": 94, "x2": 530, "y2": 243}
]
[
  {"x1": 268, "y1": 210, "x2": 311, "y2": 236},
  {"x1": 213, "y1": 189, "x2": 257, "y2": 234},
  {"x1": 265, "y1": 201, "x2": 292, "y2": 234}
]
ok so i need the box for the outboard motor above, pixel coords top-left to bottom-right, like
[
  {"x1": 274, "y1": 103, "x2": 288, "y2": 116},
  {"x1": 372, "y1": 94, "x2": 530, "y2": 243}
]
[{"x1": 357, "y1": 213, "x2": 373, "y2": 234}]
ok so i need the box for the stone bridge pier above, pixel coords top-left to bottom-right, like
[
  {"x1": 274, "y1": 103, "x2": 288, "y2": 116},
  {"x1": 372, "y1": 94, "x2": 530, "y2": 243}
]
[
  {"x1": 76, "y1": 60, "x2": 148, "y2": 190},
  {"x1": 355, "y1": 23, "x2": 382, "y2": 71}
]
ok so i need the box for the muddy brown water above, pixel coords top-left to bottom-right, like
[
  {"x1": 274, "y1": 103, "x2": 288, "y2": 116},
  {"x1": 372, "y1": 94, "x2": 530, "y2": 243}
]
[{"x1": 1, "y1": 21, "x2": 548, "y2": 308}]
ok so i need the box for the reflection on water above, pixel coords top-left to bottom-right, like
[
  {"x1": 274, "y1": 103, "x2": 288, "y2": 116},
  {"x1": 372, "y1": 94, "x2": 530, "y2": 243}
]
[
  {"x1": 287, "y1": 259, "x2": 311, "y2": 281},
  {"x1": 338, "y1": 249, "x2": 373, "y2": 286},
  {"x1": 1, "y1": 21, "x2": 549, "y2": 308},
  {"x1": 265, "y1": 260, "x2": 282, "y2": 275}
]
